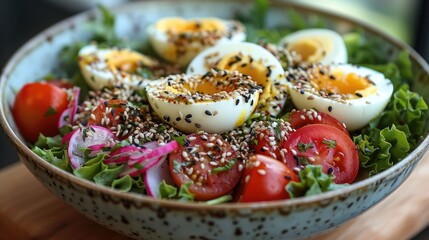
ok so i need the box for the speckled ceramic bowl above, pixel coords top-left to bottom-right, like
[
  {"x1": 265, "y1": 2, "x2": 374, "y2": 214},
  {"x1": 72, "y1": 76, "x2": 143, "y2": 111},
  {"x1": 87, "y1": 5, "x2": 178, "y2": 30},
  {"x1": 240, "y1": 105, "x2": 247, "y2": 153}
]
[{"x1": 1, "y1": 1, "x2": 429, "y2": 239}]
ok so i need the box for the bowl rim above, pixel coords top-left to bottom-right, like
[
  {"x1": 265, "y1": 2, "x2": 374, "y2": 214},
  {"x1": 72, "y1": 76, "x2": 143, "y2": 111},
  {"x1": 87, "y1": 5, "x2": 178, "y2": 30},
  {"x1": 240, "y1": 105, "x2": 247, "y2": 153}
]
[{"x1": 1, "y1": 0, "x2": 429, "y2": 211}]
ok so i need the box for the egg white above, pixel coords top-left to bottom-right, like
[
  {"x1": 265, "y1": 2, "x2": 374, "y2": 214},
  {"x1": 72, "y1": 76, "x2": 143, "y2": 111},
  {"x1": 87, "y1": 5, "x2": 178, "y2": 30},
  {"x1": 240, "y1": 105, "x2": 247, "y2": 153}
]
[
  {"x1": 147, "y1": 17, "x2": 246, "y2": 66},
  {"x1": 187, "y1": 42, "x2": 287, "y2": 116},
  {"x1": 287, "y1": 64, "x2": 393, "y2": 131},
  {"x1": 146, "y1": 71, "x2": 260, "y2": 134},
  {"x1": 78, "y1": 45, "x2": 160, "y2": 91},
  {"x1": 279, "y1": 28, "x2": 347, "y2": 65}
]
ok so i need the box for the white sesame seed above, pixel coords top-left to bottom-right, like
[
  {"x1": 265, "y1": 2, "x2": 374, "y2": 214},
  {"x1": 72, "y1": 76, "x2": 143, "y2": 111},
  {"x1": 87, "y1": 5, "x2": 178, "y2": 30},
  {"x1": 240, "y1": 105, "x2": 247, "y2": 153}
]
[
  {"x1": 257, "y1": 169, "x2": 266, "y2": 175},
  {"x1": 226, "y1": 152, "x2": 232, "y2": 157},
  {"x1": 200, "y1": 163, "x2": 205, "y2": 169},
  {"x1": 182, "y1": 151, "x2": 188, "y2": 158},
  {"x1": 300, "y1": 115, "x2": 306, "y2": 120},
  {"x1": 238, "y1": 164, "x2": 244, "y2": 172},
  {"x1": 209, "y1": 161, "x2": 218, "y2": 166},
  {"x1": 90, "y1": 114, "x2": 96, "y2": 120},
  {"x1": 293, "y1": 167, "x2": 301, "y2": 172},
  {"x1": 254, "y1": 161, "x2": 261, "y2": 167},
  {"x1": 188, "y1": 136, "x2": 196, "y2": 141},
  {"x1": 187, "y1": 167, "x2": 194, "y2": 175},
  {"x1": 291, "y1": 149, "x2": 297, "y2": 155},
  {"x1": 308, "y1": 157, "x2": 316, "y2": 162},
  {"x1": 245, "y1": 175, "x2": 251, "y2": 183},
  {"x1": 206, "y1": 143, "x2": 215, "y2": 148}
]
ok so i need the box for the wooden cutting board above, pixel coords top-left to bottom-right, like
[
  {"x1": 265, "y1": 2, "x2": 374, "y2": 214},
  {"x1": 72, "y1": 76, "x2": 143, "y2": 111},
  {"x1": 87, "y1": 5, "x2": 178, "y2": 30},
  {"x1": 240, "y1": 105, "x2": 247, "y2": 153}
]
[{"x1": 1, "y1": 151, "x2": 429, "y2": 240}]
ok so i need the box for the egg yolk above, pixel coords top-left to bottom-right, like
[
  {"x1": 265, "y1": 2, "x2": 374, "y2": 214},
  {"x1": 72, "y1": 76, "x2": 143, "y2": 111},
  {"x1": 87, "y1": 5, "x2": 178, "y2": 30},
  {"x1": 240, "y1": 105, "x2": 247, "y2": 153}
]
[
  {"x1": 105, "y1": 50, "x2": 155, "y2": 73},
  {"x1": 215, "y1": 53, "x2": 272, "y2": 102},
  {"x1": 287, "y1": 37, "x2": 332, "y2": 63},
  {"x1": 155, "y1": 17, "x2": 226, "y2": 34},
  {"x1": 312, "y1": 68, "x2": 376, "y2": 98},
  {"x1": 183, "y1": 75, "x2": 237, "y2": 95}
]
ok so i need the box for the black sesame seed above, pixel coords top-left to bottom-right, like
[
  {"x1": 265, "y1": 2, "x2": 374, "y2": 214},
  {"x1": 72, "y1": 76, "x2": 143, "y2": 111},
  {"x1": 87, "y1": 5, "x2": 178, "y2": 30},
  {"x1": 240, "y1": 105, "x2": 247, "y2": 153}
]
[
  {"x1": 240, "y1": 63, "x2": 247, "y2": 67},
  {"x1": 355, "y1": 92, "x2": 363, "y2": 98},
  {"x1": 329, "y1": 75, "x2": 336, "y2": 80},
  {"x1": 176, "y1": 117, "x2": 181, "y2": 121},
  {"x1": 185, "y1": 118, "x2": 192, "y2": 124},
  {"x1": 250, "y1": 99, "x2": 254, "y2": 106},
  {"x1": 236, "y1": 99, "x2": 240, "y2": 105},
  {"x1": 205, "y1": 110, "x2": 212, "y2": 116},
  {"x1": 300, "y1": 89, "x2": 305, "y2": 94},
  {"x1": 195, "y1": 123, "x2": 201, "y2": 128},
  {"x1": 328, "y1": 167, "x2": 334, "y2": 174},
  {"x1": 103, "y1": 101, "x2": 108, "y2": 107},
  {"x1": 328, "y1": 106, "x2": 333, "y2": 112},
  {"x1": 284, "y1": 175, "x2": 292, "y2": 180},
  {"x1": 186, "y1": 114, "x2": 192, "y2": 119}
]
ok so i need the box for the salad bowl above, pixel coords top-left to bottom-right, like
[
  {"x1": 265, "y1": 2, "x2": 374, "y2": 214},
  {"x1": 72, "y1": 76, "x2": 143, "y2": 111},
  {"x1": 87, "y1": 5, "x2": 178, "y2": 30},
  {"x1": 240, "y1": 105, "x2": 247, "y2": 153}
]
[{"x1": 1, "y1": 0, "x2": 429, "y2": 239}]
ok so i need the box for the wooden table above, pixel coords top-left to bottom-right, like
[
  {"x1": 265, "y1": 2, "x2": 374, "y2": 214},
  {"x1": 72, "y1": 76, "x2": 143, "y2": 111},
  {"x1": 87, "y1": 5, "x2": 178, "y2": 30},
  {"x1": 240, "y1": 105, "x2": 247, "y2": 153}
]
[{"x1": 1, "y1": 152, "x2": 429, "y2": 240}]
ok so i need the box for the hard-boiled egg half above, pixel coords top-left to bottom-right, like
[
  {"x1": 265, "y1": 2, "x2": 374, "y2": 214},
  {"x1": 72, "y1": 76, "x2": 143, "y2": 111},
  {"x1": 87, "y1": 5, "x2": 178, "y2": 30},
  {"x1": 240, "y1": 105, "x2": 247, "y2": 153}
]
[
  {"x1": 187, "y1": 42, "x2": 287, "y2": 116},
  {"x1": 78, "y1": 44, "x2": 163, "y2": 91},
  {"x1": 286, "y1": 64, "x2": 393, "y2": 131},
  {"x1": 146, "y1": 69, "x2": 261, "y2": 133},
  {"x1": 279, "y1": 29, "x2": 347, "y2": 65},
  {"x1": 147, "y1": 17, "x2": 245, "y2": 66}
]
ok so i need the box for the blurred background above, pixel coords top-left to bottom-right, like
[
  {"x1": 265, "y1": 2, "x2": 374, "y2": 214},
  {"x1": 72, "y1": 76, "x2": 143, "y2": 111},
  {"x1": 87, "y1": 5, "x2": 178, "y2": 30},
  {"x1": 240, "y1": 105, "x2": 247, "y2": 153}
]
[{"x1": 0, "y1": 0, "x2": 428, "y2": 237}]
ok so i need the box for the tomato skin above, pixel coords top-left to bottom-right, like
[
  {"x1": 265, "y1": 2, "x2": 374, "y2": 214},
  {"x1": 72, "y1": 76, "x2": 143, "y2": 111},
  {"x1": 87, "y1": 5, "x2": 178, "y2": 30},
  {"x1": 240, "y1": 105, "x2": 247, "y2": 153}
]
[
  {"x1": 289, "y1": 109, "x2": 349, "y2": 136},
  {"x1": 87, "y1": 99, "x2": 126, "y2": 128},
  {"x1": 45, "y1": 79, "x2": 73, "y2": 89},
  {"x1": 250, "y1": 120, "x2": 293, "y2": 161},
  {"x1": 169, "y1": 133, "x2": 242, "y2": 201},
  {"x1": 12, "y1": 82, "x2": 69, "y2": 143},
  {"x1": 282, "y1": 124, "x2": 359, "y2": 184},
  {"x1": 236, "y1": 155, "x2": 298, "y2": 202}
]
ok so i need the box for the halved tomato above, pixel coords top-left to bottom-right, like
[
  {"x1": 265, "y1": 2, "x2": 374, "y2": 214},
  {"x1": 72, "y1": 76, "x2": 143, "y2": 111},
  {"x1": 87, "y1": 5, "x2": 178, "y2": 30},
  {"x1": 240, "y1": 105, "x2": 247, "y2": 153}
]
[
  {"x1": 236, "y1": 154, "x2": 298, "y2": 202},
  {"x1": 288, "y1": 109, "x2": 349, "y2": 136},
  {"x1": 282, "y1": 124, "x2": 359, "y2": 184},
  {"x1": 169, "y1": 133, "x2": 242, "y2": 201}
]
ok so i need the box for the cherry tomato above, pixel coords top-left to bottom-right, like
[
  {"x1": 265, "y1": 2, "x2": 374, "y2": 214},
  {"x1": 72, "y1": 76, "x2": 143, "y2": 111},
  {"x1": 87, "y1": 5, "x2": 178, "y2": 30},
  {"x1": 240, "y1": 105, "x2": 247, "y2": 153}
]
[
  {"x1": 45, "y1": 79, "x2": 73, "y2": 89},
  {"x1": 288, "y1": 109, "x2": 349, "y2": 136},
  {"x1": 12, "y1": 82, "x2": 69, "y2": 143},
  {"x1": 236, "y1": 154, "x2": 298, "y2": 202},
  {"x1": 169, "y1": 133, "x2": 242, "y2": 201},
  {"x1": 250, "y1": 120, "x2": 293, "y2": 161},
  {"x1": 282, "y1": 124, "x2": 359, "y2": 184},
  {"x1": 87, "y1": 99, "x2": 127, "y2": 128}
]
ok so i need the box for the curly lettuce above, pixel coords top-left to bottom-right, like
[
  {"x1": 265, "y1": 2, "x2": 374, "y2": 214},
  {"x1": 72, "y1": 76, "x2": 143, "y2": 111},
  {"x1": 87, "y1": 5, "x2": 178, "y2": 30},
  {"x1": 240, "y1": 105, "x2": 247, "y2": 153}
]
[{"x1": 286, "y1": 165, "x2": 348, "y2": 198}]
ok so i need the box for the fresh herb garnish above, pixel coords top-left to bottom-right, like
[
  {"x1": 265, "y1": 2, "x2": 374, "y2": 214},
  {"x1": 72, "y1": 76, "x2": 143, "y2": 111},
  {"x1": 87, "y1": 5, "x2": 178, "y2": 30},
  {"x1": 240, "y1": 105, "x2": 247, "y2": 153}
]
[
  {"x1": 297, "y1": 142, "x2": 314, "y2": 152},
  {"x1": 322, "y1": 139, "x2": 336, "y2": 149},
  {"x1": 171, "y1": 135, "x2": 187, "y2": 146},
  {"x1": 45, "y1": 106, "x2": 57, "y2": 116},
  {"x1": 211, "y1": 159, "x2": 237, "y2": 174}
]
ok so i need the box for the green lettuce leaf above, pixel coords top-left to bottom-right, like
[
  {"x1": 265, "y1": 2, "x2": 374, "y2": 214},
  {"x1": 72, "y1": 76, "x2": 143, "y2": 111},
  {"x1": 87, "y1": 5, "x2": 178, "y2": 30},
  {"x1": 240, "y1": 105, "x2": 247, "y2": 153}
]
[
  {"x1": 93, "y1": 163, "x2": 124, "y2": 186},
  {"x1": 159, "y1": 180, "x2": 178, "y2": 199},
  {"x1": 34, "y1": 134, "x2": 63, "y2": 149},
  {"x1": 286, "y1": 165, "x2": 348, "y2": 198},
  {"x1": 354, "y1": 125, "x2": 410, "y2": 177},
  {"x1": 73, "y1": 154, "x2": 105, "y2": 180},
  {"x1": 112, "y1": 175, "x2": 133, "y2": 192}
]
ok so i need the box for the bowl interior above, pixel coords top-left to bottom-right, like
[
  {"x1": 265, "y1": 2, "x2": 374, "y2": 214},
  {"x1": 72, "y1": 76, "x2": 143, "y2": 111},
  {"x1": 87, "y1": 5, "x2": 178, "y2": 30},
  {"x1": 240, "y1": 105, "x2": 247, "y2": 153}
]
[{"x1": 1, "y1": 0, "x2": 429, "y2": 206}]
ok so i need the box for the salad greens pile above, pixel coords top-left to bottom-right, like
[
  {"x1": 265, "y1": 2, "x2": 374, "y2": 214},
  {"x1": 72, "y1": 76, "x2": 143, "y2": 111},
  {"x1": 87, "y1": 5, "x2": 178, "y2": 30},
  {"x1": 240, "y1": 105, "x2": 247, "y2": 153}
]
[{"x1": 33, "y1": 0, "x2": 428, "y2": 201}]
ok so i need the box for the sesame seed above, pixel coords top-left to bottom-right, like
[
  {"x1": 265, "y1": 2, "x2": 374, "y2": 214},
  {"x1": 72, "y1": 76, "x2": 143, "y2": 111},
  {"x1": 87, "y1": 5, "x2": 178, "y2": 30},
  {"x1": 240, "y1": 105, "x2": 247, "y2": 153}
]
[
  {"x1": 308, "y1": 157, "x2": 316, "y2": 162},
  {"x1": 291, "y1": 149, "x2": 297, "y2": 155},
  {"x1": 182, "y1": 151, "x2": 188, "y2": 158},
  {"x1": 90, "y1": 114, "x2": 96, "y2": 120},
  {"x1": 257, "y1": 169, "x2": 266, "y2": 175},
  {"x1": 206, "y1": 143, "x2": 215, "y2": 148},
  {"x1": 200, "y1": 163, "x2": 205, "y2": 169},
  {"x1": 238, "y1": 164, "x2": 244, "y2": 172},
  {"x1": 245, "y1": 175, "x2": 250, "y2": 183}
]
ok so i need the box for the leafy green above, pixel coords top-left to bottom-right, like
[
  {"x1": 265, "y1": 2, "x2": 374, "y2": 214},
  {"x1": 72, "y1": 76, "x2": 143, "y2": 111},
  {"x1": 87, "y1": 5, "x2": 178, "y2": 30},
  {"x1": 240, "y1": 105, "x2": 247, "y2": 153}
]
[
  {"x1": 33, "y1": 147, "x2": 71, "y2": 171},
  {"x1": 286, "y1": 165, "x2": 348, "y2": 198},
  {"x1": 34, "y1": 134, "x2": 63, "y2": 149},
  {"x1": 178, "y1": 182, "x2": 195, "y2": 201},
  {"x1": 343, "y1": 31, "x2": 387, "y2": 65},
  {"x1": 112, "y1": 175, "x2": 133, "y2": 192},
  {"x1": 73, "y1": 154, "x2": 105, "y2": 180},
  {"x1": 159, "y1": 180, "x2": 178, "y2": 199},
  {"x1": 205, "y1": 195, "x2": 233, "y2": 205},
  {"x1": 93, "y1": 163, "x2": 124, "y2": 186},
  {"x1": 370, "y1": 87, "x2": 428, "y2": 145},
  {"x1": 249, "y1": 0, "x2": 269, "y2": 28},
  {"x1": 354, "y1": 125, "x2": 410, "y2": 177}
]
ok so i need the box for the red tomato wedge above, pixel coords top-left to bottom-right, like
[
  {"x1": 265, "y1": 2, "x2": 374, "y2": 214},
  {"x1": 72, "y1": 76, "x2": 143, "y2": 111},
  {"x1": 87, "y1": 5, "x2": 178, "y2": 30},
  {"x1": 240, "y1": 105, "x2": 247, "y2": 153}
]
[
  {"x1": 12, "y1": 82, "x2": 69, "y2": 143},
  {"x1": 289, "y1": 109, "x2": 349, "y2": 136},
  {"x1": 250, "y1": 120, "x2": 293, "y2": 161},
  {"x1": 236, "y1": 154, "x2": 298, "y2": 202},
  {"x1": 169, "y1": 133, "x2": 242, "y2": 201},
  {"x1": 282, "y1": 124, "x2": 359, "y2": 184},
  {"x1": 87, "y1": 99, "x2": 127, "y2": 128}
]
